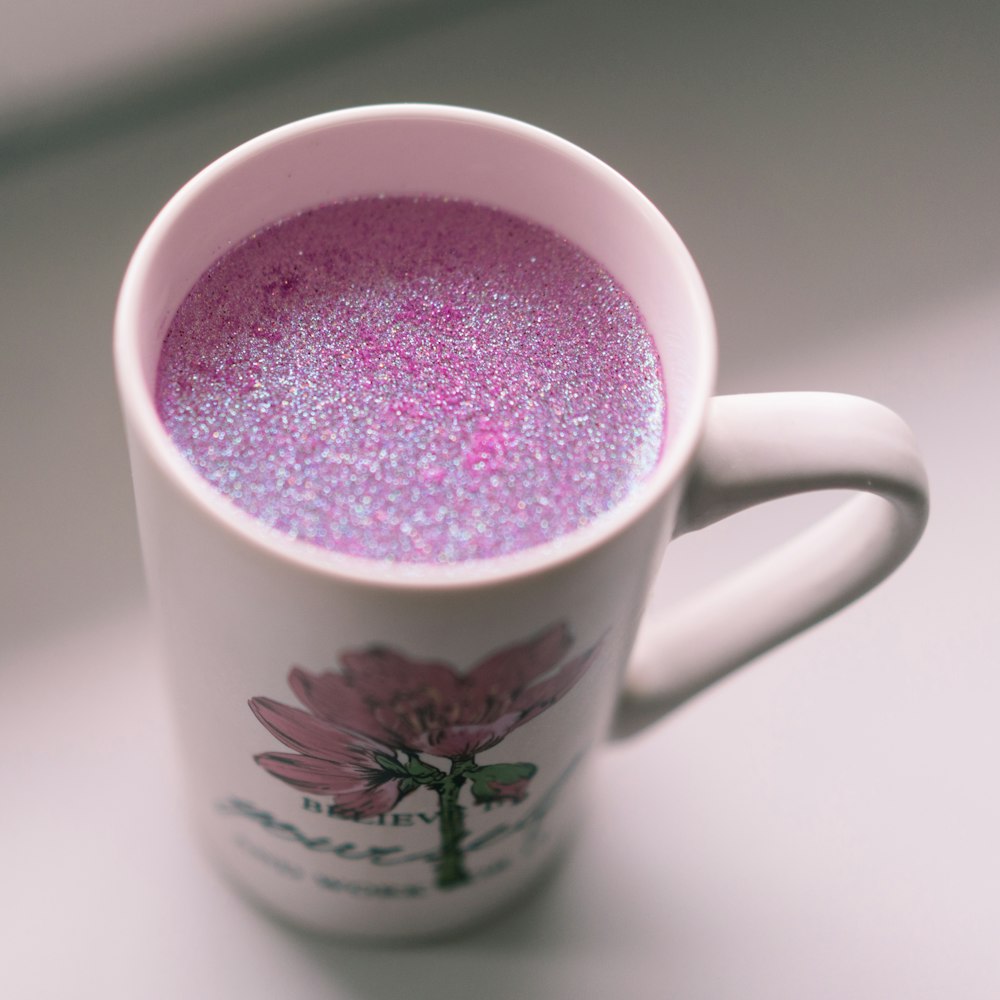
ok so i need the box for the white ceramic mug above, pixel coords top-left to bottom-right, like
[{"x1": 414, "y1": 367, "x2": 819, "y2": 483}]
[{"x1": 114, "y1": 104, "x2": 928, "y2": 940}]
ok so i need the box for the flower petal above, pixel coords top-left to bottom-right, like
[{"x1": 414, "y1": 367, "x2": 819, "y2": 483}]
[
  {"x1": 287, "y1": 666, "x2": 384, "y2": 738},
  {"x1": 407, "y1": 714, "x2": 524, "y2": 758},
  {"x1": 254, "y1": 752, "x2": 403, "y2": 817},
  {"x1": 332, "y1": 781, "x2": 407, "y2": 818},
  {"x1": 468, "y1": 623, "x2": 572, "y2": 696},
  {"x1": 249, "y1": 696, "x2": 392, "y2": 760},
  {"x1": 339, "y1": 647, "x2": 463, "y2": 705},
  {"x1": 510, "y1": 641, "x2": 601, "y2": 729}
]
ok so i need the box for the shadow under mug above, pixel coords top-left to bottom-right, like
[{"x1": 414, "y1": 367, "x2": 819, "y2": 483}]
[{"x1": 114, "y1": 104, "x2": 928, "y2": 940}]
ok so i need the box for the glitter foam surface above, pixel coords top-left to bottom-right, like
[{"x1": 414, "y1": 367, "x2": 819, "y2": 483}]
[{"x1": 155, "y1": 197, "x2": 665, "y2": 563}]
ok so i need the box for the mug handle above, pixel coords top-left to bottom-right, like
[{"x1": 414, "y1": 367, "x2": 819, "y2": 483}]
[{"x1": 614, "y1": 392, "x2": 929, "y2": 737}]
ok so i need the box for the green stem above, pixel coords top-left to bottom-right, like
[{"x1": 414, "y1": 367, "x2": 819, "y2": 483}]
[{"x1": 434, "y1": 760, "x2": 472, "y2": 889}]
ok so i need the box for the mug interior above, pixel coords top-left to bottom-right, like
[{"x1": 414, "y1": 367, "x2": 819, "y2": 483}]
[{"x1": 115, "y1": 104, "x2": 716, "y2": 585}]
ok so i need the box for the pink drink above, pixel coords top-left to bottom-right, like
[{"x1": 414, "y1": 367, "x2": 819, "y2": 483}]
[{"x1": 155, "y1": 196, "x2": 665, "y2": 562}]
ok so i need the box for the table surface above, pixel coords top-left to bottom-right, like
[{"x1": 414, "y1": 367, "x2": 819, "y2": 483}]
[
  {"x1": 3, "y1": 2, "x2": 998, "y2": 998},
  {"x1": 1, "y1": 0, "x2": 333, "y2": 119}
]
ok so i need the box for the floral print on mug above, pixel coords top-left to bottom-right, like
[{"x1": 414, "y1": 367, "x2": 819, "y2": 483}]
[{"x1": 249, "y1": 623, "x2": 598, "y2": 888}]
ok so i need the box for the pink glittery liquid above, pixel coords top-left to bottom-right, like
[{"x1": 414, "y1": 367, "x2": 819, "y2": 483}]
[{"x1": 156, "y1": 197, "x2": 665, "y2": 562}]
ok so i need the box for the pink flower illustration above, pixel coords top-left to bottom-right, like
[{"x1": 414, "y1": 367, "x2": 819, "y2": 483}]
[
  {"x1": 250, "y1": 697, "x2": 411, "y2": 818},
  {"x1": 249, "y1": 623, "x2": 600, "y2": 888},
  {"x1": 285, "y1": 623, "x2": 596, "y2": 759}
]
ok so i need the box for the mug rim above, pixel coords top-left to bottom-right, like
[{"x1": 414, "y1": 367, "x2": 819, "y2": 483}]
[{"x1": 114, "y1": 103, "x2": 717, "y2": 591}]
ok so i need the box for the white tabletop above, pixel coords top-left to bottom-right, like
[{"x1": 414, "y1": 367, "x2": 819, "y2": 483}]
[
  {"x1": 3, "y1": 2, "x2": 998, "y2": 997},
  {"x1": 1, "y1": 0, "x2": 335, "y2": 120}
]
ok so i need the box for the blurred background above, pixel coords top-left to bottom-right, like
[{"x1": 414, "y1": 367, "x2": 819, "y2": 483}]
[{"x1": 2, "y1": 1, "x2": 998, "y2": 997}]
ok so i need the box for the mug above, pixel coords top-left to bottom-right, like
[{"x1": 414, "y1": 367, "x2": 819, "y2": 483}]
[{"x1": 114, "y1": 104, "x2": 928, "y2": 940}]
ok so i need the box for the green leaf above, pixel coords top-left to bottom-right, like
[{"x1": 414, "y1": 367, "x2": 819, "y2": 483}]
[
  {"x1": 477, "y1": 762, "x2": 537, "y2": 783},
  {"x1": 406, "y1": 756, "x2": 445, "y2": 782},
  {"x1": 469, "y1": 761, "x2": 537, "y2": 804},
  {"x1": 373, "y1": 752, "x2": 408, "y2": 776}
]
